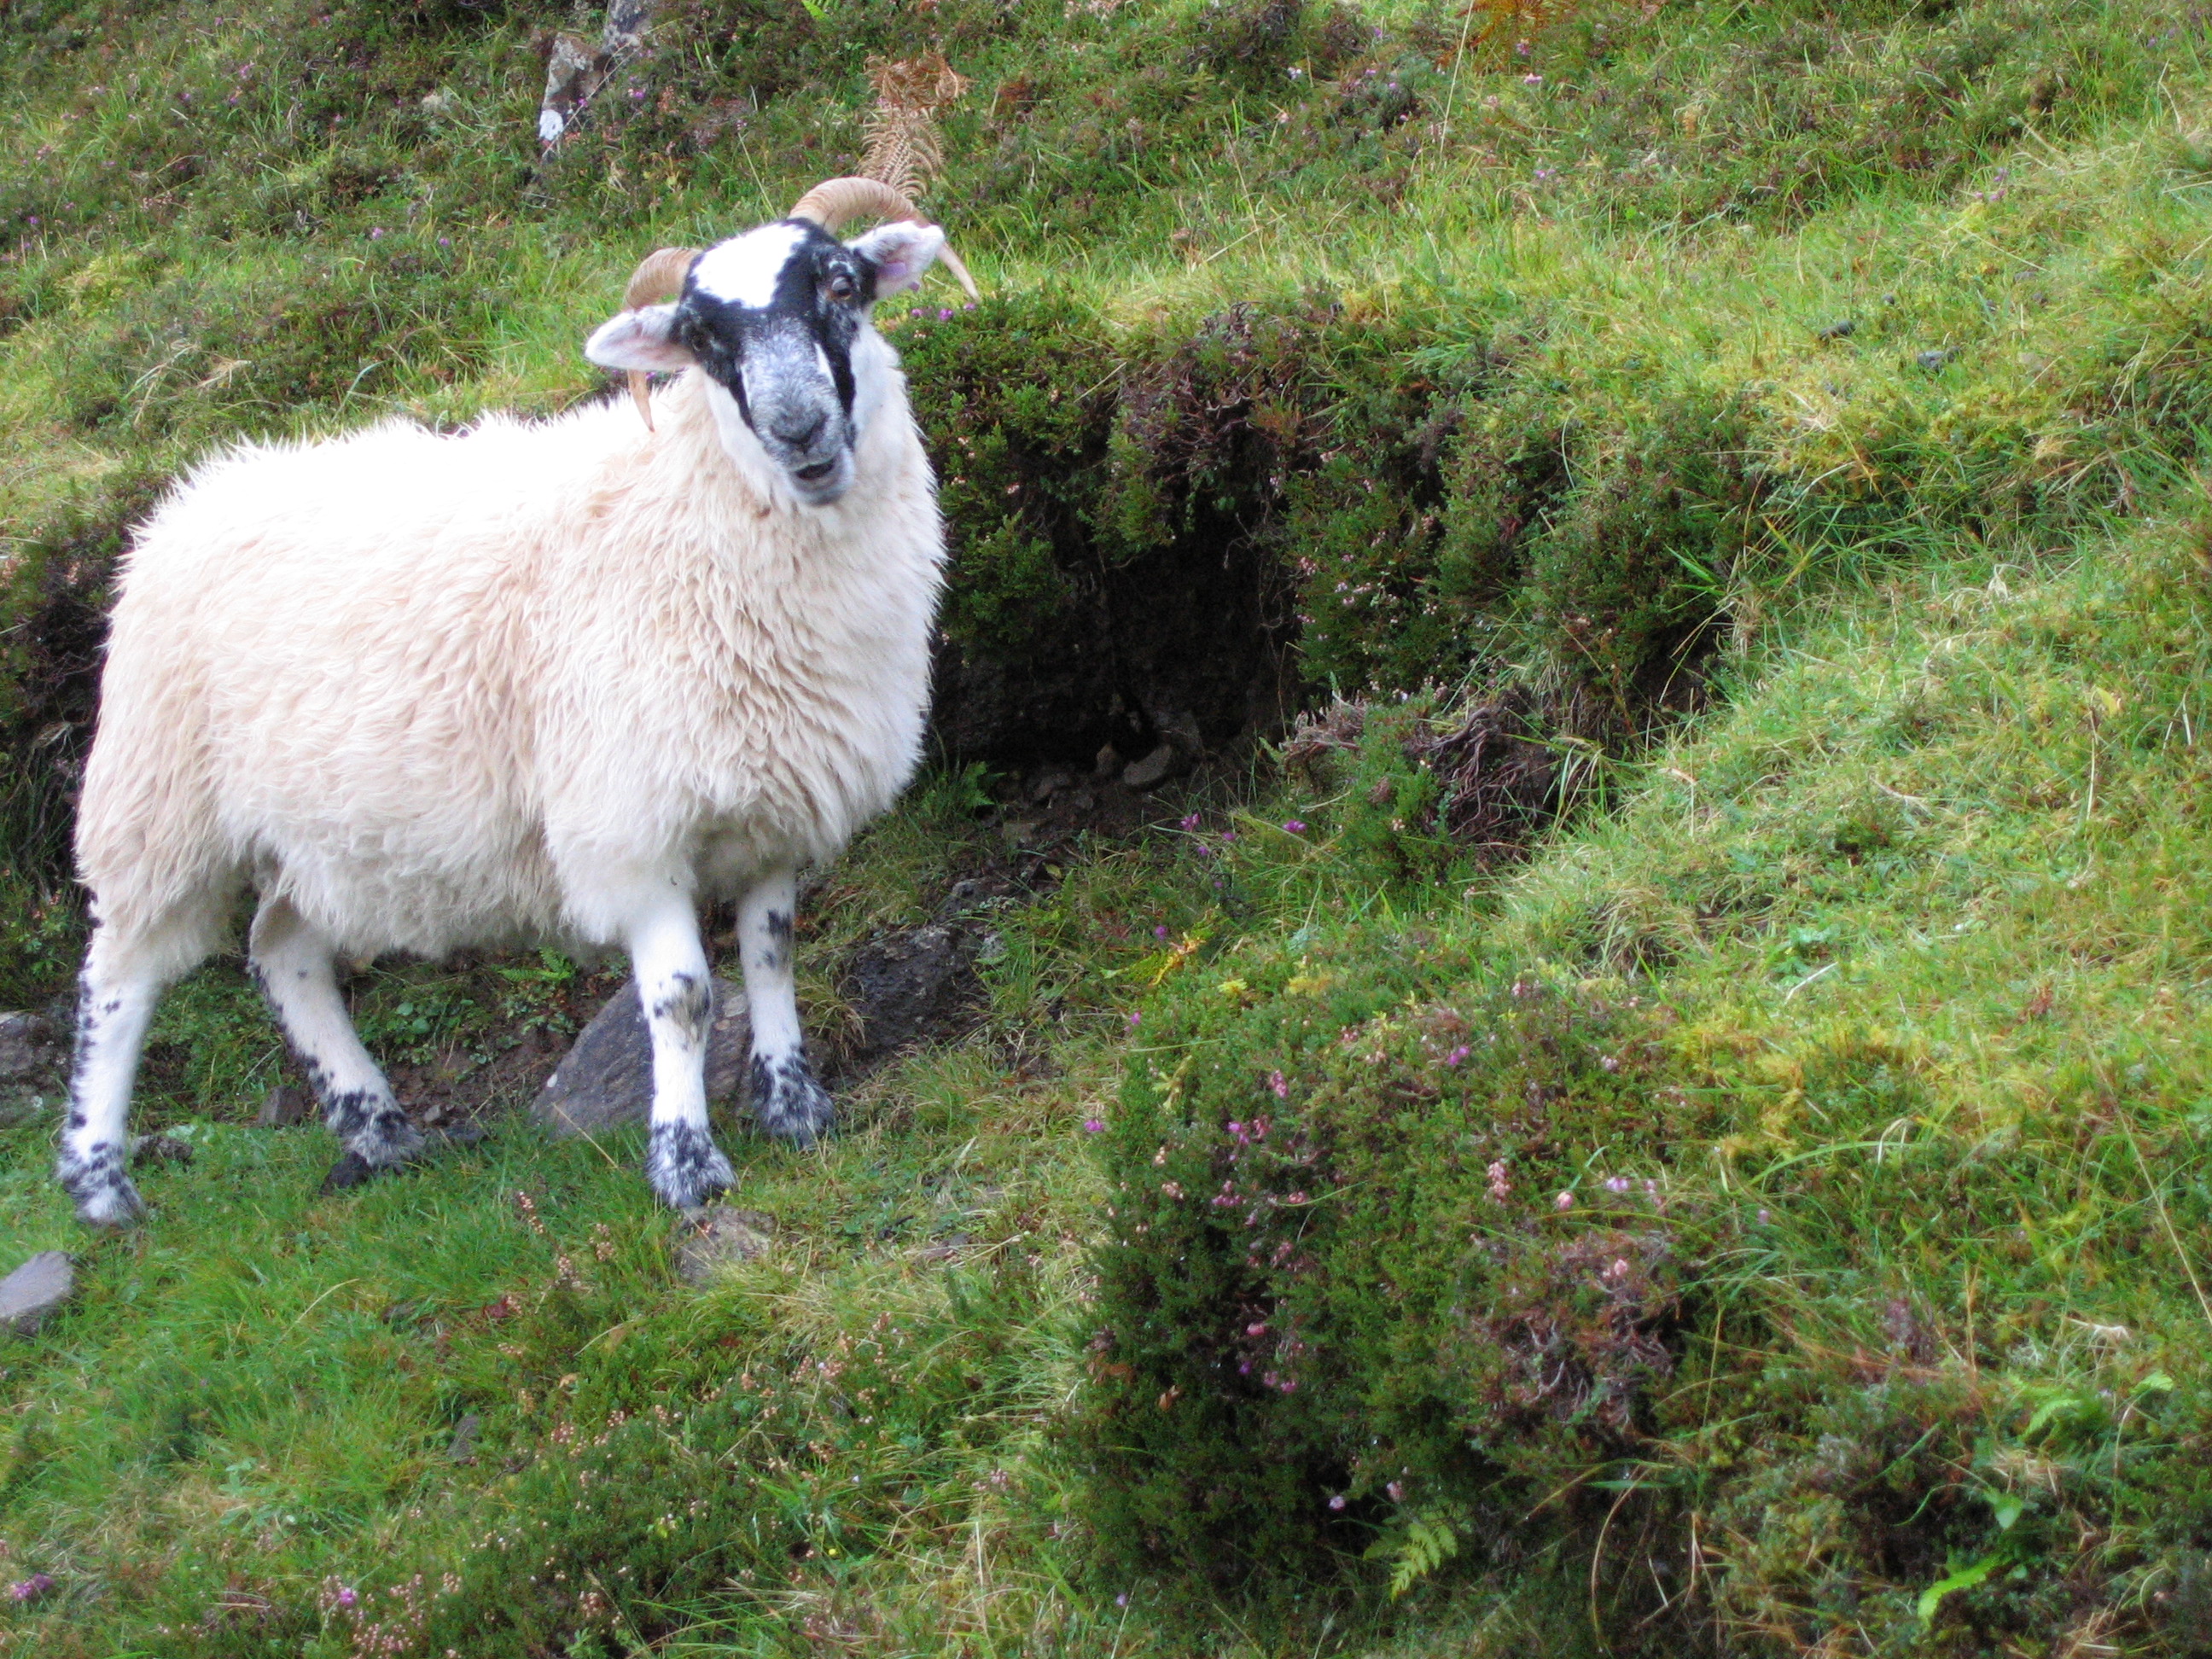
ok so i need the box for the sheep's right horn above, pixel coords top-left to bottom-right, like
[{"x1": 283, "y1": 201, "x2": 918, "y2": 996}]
[
  {"x1": 621, "y1": 246, "x2": 699, "y2": 430},
  {"x1": 787, "y1": 177, "x2": 979, "y2": 300}
]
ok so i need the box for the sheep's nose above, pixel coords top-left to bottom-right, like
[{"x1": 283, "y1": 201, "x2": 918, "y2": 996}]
[{"x1": 770, "y1": 410, "x2": 828, "y2": 450}]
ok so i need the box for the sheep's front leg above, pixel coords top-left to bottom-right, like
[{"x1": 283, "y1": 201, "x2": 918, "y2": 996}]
[
  {"x1": 629, "y1": 894, "x2": 736, "y2": 1210},
  {"x1": 737, "y1": 867, "x2": 833, "y2": 1145}
]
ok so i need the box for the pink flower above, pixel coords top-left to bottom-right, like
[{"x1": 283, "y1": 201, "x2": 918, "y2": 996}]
[
  {"x1": 9, "y1": 1573, "x2": 54, "y2": 1602},
  {"x1": 337, "y1": 1587, "x2": 357, "y2": 1609},
  {"x1": 1522, "y1": 73, "x2": 1544, "y2": 86},
  {"x1": 1328, "y1": 1493, "x2": 1347, "y2": 1511},
  {"x1": 1083, "y1": 1118, "x2": 1105, "y2": 1133},
  {"x1": 1284, "y1": 819, "x2": 1307, "y2": 833},
  {"x1": 1443, "y1": 1045, "x2": 1470, "y2": 1068},
  {"x1": 1266, "y1": 1071, "x2": 1289, "y2": 1098},
  {"x1": 1554, "y1": 1190, "x2": 1575, "y2": 1211},
  {"x1": 1154, "y1": 924, "x2": 1169, "y2": 939},
  {"x1": 1179, "y1": 813, "x2": 1202, "y2": 831},
  {"x1": 1126, "y1": 1011, "x2": 1141, "y2": 1029}
]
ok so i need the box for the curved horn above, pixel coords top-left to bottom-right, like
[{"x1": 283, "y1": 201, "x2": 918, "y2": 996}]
[
  {"x1": 620, "y1": 246, "x2": 699, "y2": 429},
  {"x1": 788, "y1": 176, "x2": 921, "y2": 230},
  {"x1": 787, "y1": 178, "x2": 981, "y2": 301}
]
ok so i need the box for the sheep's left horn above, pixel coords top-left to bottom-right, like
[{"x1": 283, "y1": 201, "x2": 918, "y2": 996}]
[
  {"x1": 620, "y1": 246, "x2": 699, "y2": 429},
  {"x1": 787, "y1": 177, "x2": 980, "y2": 300}
]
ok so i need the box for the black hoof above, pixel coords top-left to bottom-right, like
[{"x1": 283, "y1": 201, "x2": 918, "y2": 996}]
[
  {"x1": 319, "y1": 1152, "x2": 383, "y2": 1195},
  {"x1": 749, "y1": 1051, "x2": 835, "y2": 1145}
]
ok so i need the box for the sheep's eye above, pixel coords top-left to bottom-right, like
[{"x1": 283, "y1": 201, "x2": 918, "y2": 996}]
[{"x1": 825, "y1": 271, "x2": 858, "y2": 302}]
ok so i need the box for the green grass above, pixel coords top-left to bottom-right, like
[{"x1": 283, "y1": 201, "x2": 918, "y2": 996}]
[{"x1": 7, "y1": 0, "x2": 2212, "y2": 1652}]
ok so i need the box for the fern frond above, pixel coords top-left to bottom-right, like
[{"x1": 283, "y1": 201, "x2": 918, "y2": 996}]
[{"x1": 859, "y1": 52, "x2": 969, "y2": 196}]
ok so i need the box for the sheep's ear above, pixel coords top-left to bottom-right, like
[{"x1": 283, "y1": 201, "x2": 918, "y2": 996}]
[
  {"x1": 849, "y1": 222, "x2": 946, "y2": 297},
  {"x1": 584, "y1": 304, "x2": 692, "y2": 372}
]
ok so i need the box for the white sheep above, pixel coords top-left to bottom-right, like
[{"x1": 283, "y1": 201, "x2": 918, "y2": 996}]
[{"x1": 60, "y1": 178, "x2": 971, "y2": 1224}]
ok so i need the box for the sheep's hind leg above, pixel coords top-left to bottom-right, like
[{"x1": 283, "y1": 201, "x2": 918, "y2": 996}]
[
  {"x1": 737, "y1": 867, "x2": 833, "y2": 1146},
  {"x1": 248, "y1": 897, "x2": 422, "y2": 1185},
  {"x1": 629, "y1": 893, "x2": 735, "y2": 1210},
  {"x1": 61, "y1": 888, "x2": 228, "y2": 1225}
]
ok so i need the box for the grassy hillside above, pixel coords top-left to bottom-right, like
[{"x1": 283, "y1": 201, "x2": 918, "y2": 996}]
[{"x1": 3, "y1": 0, "x2": 2212, "y2": 1654}]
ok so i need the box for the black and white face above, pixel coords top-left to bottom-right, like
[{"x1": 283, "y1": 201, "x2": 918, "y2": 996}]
[{"x1": 585, "y1": 217, "x2": 946, "y2": 507}]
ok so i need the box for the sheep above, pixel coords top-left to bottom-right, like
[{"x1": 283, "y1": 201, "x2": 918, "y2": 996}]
[{"x1": 58, "y1": 178, "x2": 975, "y2": 1225}]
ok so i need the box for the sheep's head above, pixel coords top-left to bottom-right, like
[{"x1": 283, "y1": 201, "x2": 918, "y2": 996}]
[{"x1": 584, "y1": 178, "x2": 975, "y2": 508}]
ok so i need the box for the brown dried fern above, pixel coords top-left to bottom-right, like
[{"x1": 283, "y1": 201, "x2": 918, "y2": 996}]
[{"x1": 859, "y1": 52, "x2": 969, "y2": 198}]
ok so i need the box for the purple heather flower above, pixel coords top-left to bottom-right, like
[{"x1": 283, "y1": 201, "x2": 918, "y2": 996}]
[
  {"x1": 369, "y1": 226, "x2": 385, "y2": 239},
  {"x1": 9, "y1": 1574, "x2": 54, "y2": 1602},
  {"x1": 1523, "y1": 73, "x2": 1545, "y2": 86},
  {"x1": 1083, "y1": 1117, "x2": 1105, "y2": 1133},
  {"x1": 1328, "y1": 1493, "x2": 1347, "y2": 1511},
  {"x1": 1284, "y1": 819, "x2": 1307, "y2": 833},
  {"x1": 1554, "y1": 1190, "x2": 1575, "y2": 1211},
  {"x1": 1604, "y1": 1175, "x2": 1633, "y2": 1194},
  {"x1": 1126, "y1": 1011, "x2": 1141, "y2": 1029},
  {"x1": 1180, "y1": 813, "x2": 1202, "y2": 831},
  {"x1": 1386, "y1": 1481, "x2": 1404, "y2": 1502},
  {"x1": 1154, "y1": 924, "x2": 1169, "y2": 939},
  {"x1": 1443, "y1": 1045, "x2": 1470, "y2": 1068}
]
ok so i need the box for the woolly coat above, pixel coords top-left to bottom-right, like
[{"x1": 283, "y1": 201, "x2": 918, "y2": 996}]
[{"x1": 77, "y1": 364, "x2": 945, "y2": 958}]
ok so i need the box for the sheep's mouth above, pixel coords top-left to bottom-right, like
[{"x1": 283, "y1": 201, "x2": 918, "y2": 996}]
[{"x1": 792, "y1": 461, "x2": 837, "y2": 484}]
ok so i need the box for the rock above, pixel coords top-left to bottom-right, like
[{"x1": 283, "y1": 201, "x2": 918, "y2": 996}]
[
  {"x1": 1092, "y1": 742, "x2": 1123, "y2": 779},
  {"x1": 257, "y1": 1086, "x2": 311, "y2": 1127},
  {"x1": 842, "y1": 923, "x2": 983, "y2": 1064},
  {"x1": 1815, "y1": 318, "x2": 1855, "y2": 340},
  {"x1": 0, "y1": 1252, "x2": 73, "y2": 1337},
  {"x1": 532, "y1": 977, "x2": 750, "y2": 1139},
  {"x1": 446, "y1": 1412, "x2": 482, "y2": 1464},
  {"x1": 674, "y1": 1204, "x2": 776, "y2": 1284},
  {"x1": 1028, "y1": 765, "x2": 1074, "y2": 803},
  {"x1": 1121, "y1": 742, "x2": 1180, "y2": 789},
  {"x1": 129, "y1": 1132, "x2": 193, "y2": 1167},
  {"x1": 1917, "y1": 347, "x2": 1957, "y2": 371},
  {"x1": 0, "y1": 1011, "x2": 61, "y2": 1086},
  {"x1": 914, "y1": 1232, "x2": 972, "y2": 1263}
]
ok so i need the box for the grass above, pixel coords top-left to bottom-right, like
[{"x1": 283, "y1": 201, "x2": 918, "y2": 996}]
[{"x1": 5, "y1": 0, "x2": 2212, "y2": 1651}]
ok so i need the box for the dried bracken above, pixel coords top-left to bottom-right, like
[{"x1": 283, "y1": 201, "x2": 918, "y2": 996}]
[{"x1": 860, "y1": 53, "x2": 969, "y2": 199}]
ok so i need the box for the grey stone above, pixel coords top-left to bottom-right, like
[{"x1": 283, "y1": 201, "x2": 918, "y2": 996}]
[
  {"x1": 1121, "y1": 742, "x2": 1181, "y2": 789},
  {"x1": 674, "y1": 1204, "x2": 776, "y2": 1284},
  {"x1": 258, "y1": 1086, "x2": 311, "y2": 1127},
  {"x1": 843, "y1": 923, "x2": 983, "y2": 1063},
  {"x1": 532, "y1": 977, "x2": 750, "y2": 1139},
  {"x1": 0, "y1": 1252, "x2": 73, "y2": 1337},
  {"x1": 1091, "y1": 742, "x2": 1122, "y2": 780},
  {"x1": 0, "y1": 1011, "x2": 61, "y2": 1086}
]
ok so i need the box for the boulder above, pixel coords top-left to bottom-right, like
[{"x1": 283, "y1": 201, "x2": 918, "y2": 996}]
[{"x1": 531, "y1": 977, "x2": 750, "y2": 1139}]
